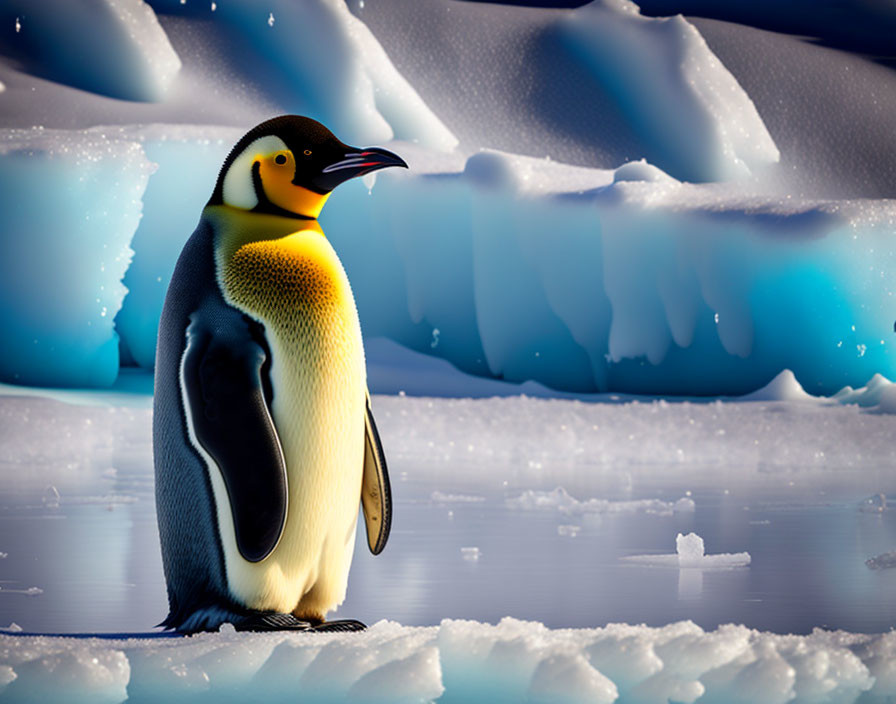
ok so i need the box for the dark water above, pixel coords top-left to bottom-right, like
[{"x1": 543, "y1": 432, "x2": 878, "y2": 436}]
[{"x1": 2, "y1": 476, "x2": 896, "y2": 636}]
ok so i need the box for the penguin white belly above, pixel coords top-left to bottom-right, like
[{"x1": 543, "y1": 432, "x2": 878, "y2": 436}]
[{"x1": 214, "y1": 227, "x2": 366, "y2": 616}]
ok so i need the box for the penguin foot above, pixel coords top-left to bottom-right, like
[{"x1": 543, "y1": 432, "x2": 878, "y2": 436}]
[
  {"x1": 311, "y1": 619, "x2": 367, "y2": 633},
  {"x1": 235, "y1": 612, "x2": 313, "y2": 632}
]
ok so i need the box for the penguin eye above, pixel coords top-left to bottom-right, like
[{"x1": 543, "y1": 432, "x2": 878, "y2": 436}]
[
  {"x1": 303, "y1": 149, "x2": 312, "y2": 156},
  {"x1": 274, "y1": 153, "x2": 288, "y2": 165}
]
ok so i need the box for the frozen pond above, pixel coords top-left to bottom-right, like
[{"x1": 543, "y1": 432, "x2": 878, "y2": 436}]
[{"x1": 3, "y1": 469, "x2": 896, "y2": 636}]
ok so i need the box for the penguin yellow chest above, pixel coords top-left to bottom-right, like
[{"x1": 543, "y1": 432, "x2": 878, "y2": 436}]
[{"x1": 216, "y1": 218, "x2": 366, "y2": 615}]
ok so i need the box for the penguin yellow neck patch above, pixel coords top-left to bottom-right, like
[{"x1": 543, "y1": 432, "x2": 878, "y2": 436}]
[{"x1": 257, "y1": 150, "x2": 330, "y2": 219}]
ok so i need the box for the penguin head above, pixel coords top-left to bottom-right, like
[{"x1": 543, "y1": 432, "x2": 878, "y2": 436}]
[{"x1": 210, "y1": 115, "x2": 407, "y2": 219}]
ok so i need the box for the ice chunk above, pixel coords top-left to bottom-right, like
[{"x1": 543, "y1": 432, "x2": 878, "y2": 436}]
[
  {"x1": 557, "y1": 524, "x2": 581, "y2": 537},
  {"x1": 461, "y1": 547, "x2": 481, "y2": 562},
  {"x1": 859, "y1": 493, "x2": 887, "y2": 513},
  {"x1": 430, "y1": 491, "x2": 485, "y2": 504},
  {"x1": 0, "y1": 128, "x2": 152, "y2": 387},
  {"x1": 676, "y1": 532, "x2": 705, "y2": 567},
  {"x1": 1, "y1": 643, "x2": 129, "y2": 704},
  {"x1": 866, "y1": 552, "x2": 896, "y2": 570},
  {"x1": 42, "y1": 485, "x2": 60, "y2": 509},
  {"x1": 561, "y1": 0, "x2": 779, "y2": 182},
  {"x1": 622, "y1": 532, "x2": 751, "y2": 568},
  {"x1": 507, "y1": 487, "x2": 695, "y2": 516},
  {"x1": 0, "y1": 0, "x2": 180, "y2": 101}
]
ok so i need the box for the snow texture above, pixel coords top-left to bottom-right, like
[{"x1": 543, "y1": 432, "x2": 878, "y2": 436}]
[
  {"x1": 0, "y1": 0, "x2": 181, "y2": 102},
  {"x1": 0, "y1": 128, "x2": 153, "y2": 387},
  {"x1": 145, "y1": 0, "x2": 456, "y2": 151},
  {"x1": 561, "y1": 0, "x2": 779, "y2": 182},
  {"x1": 2, "y1": 617, "x2": 895, "y2": 703},
  {"x1": 3, "y1": 379, "x2": 896, "y2": 501}
]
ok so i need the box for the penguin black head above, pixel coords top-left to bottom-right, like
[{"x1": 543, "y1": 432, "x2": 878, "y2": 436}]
[{"x1": 209, "y1": 115, "x2": 408, "y2": 220}]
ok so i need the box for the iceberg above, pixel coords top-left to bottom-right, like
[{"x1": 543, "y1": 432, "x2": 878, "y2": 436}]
[{"x1": 0, "y1": 128, "x2": 153, "y2": 387}]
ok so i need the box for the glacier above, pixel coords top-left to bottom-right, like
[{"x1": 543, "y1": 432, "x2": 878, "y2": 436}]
[{"x1": 1, "y1": 133, "x2": 894, "y2": 394}]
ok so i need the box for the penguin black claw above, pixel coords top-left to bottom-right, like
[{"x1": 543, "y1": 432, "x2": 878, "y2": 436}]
[
  {"x1": 234, "y1": 613, "x2": 312, "y2": 632},
  {"x1": 311, "y1": 619, "x2": 367, "y2": 633}
]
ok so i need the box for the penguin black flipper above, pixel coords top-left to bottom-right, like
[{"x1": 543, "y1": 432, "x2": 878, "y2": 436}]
[
  {"x1": 361, "y1": 393, "x2": 392, "y2": 555},
  {"x1": 181, "y1": 307, "x2": 288, "y2": 563}
]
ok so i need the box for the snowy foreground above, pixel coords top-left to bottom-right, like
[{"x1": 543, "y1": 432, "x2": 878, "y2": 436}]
[
  {"x1": 4, "y1": 618, "x2": 896, "y2": 704},
  {"x1": 2, "y1": 362, "x2": 896, "y2": 702}
]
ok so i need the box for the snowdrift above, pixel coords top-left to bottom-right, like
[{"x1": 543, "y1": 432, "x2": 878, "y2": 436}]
[{"x1": 2, "y1": 618, "x2": 894, "y2": 704}]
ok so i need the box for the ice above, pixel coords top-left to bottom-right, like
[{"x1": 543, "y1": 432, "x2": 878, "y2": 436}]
[
  {"x1": 676, "y1": 532, "x2": 705, "y2": 567},
  {"x1": 622, "y1": 532, "x2": 752, "y2": 568},
  {"x1": 1, "y1": 619, "x2": 892, "y2": 703},
  {"x1": 0, "y1": 0, "x2": 180, "y2": 102},
  {"x1": 0, "y1": 128, "x2": 152, "y2": 387},
  {"x1": 506, "y1": 487, "x2": 695, "y2": 516},
  {"x1": 109, "y1": 124, "x2": 241, "y2": 369},
  {"x1": 865, "y1": 552, "x2": 896, "y2": 571},
  {"x1": 561, "y1": 0, "x2": 779, "y2": 182}
]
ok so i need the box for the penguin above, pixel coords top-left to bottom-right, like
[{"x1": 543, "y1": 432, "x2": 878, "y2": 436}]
[{"x1": 153, "y1": 115, "x2": 403, "y2": 633}]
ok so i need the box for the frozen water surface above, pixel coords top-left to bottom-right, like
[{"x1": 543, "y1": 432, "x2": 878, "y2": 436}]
[{"x1": 2, "y1": 375, "x2": 896, "y2": 700}]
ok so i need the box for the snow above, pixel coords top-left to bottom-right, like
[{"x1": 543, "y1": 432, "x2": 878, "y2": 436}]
[
  {"x1": 2, "y1": 618, "x2": 895, "y2": 703},
  {"x1": 0, "y1": 0, "x2": 181, "y2": 102},
  {"x1": 146, "y1": 0, "x2": 456, "y2": 151},
  {"x1": 561, "y1": 0, "x2": 779, "y2": 182},
  {"x1": 621, "y1": 532, "x2": 752, "y2": 568}
]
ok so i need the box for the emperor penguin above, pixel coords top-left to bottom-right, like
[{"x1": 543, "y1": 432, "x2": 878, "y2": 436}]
[{"x1": 153, "y1": 115, "x2": 403, "y2": 633}]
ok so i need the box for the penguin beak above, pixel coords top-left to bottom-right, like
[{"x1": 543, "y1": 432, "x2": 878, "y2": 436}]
[{"x1": 312, "y1": 147, "x2": 408, "y2": 192}]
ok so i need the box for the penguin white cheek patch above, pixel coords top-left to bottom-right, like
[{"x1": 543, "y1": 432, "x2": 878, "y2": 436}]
[{"x1": 222, "y1": 135, "x2": 290, "y2": 210}]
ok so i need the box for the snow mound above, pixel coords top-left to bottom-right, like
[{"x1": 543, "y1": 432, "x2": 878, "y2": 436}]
[
  {"x1": 0, "y1": 128, "x2": 152, "y2": 387},
  {"x1": 146, "y1": 0, "x2": 456, "y2": 151},
  {"x1": 740, "y1": 369, "x2": 816, "y2": 402},
  {"x1": 2, "y1": 618, "x2": 892, "y2": 703},
  {"x1": 832, "y1": 374, "x2": 896, "y2": 410},
  {"x1": 506, "y1": 487, "x2": 695, "y2": 516},
  {"x1": 622, "y1": 531, "x2": 751, "y2": 568},
  {"x1": 561, "y1": 0, "x2": 779, "y2": 182},
  {"x1": 0, "y1": 0, "x2": 180, "y2": 102}
]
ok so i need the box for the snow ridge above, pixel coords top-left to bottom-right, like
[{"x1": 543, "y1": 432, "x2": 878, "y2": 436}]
[{"x1": 1, "y1": 618, "x2": 891, "y2": 703}]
